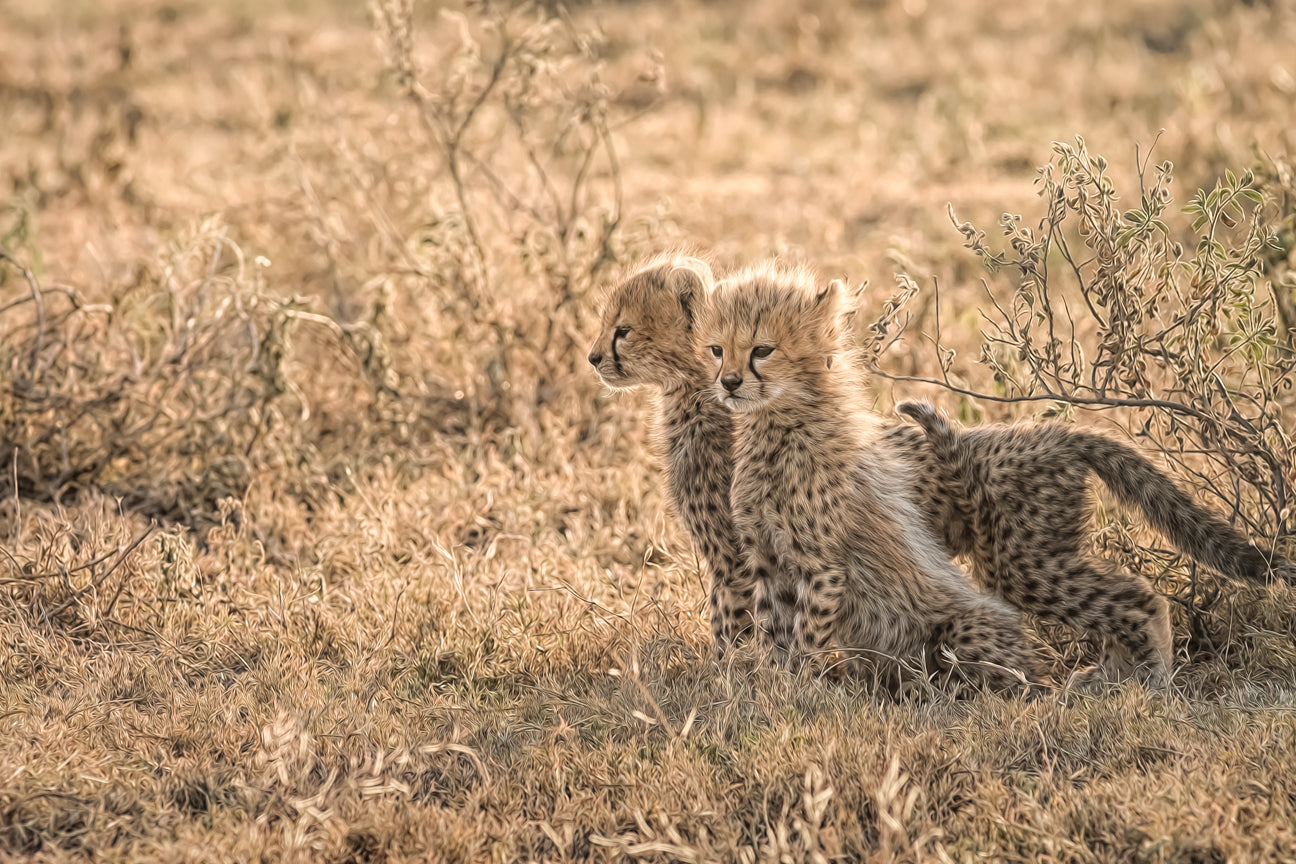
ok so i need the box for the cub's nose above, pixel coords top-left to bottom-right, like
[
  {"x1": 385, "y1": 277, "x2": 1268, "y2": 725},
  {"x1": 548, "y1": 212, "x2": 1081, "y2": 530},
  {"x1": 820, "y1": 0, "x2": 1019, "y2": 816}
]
[
  {"x1": 721, "y1": 372, "x2": 743, "y2": 393},
  {"x1": 588, "y1": 350, "x2": 603, "y2": 366}
]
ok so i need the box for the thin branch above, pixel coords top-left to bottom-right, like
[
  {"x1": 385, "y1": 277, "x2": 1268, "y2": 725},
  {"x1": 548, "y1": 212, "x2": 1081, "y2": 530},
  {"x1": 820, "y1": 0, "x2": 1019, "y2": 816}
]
[
  {"x1": 39, "y1": 521, "x2": 157, "y2": 625},
  {"x1": 871, "y1": 366, "x2": 1221, "y2": 422},
  {"x1": 0, "y1": 249, "x2": 47, "y2": 385},
  {"x1": 588, "y1": 114, "x2": 623, "y2": 278}
]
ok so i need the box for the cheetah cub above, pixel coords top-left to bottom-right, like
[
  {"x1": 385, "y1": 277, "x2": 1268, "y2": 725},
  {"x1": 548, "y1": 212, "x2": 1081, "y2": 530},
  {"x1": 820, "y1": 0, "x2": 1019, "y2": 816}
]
[
  {"x1": 896, "y1": 400, "x2": 1296, "y2": 688},
  {"x1": 588, "y1": 254, "x2": 756, "y2": 651},
  {"x1": 697, "y1": 263, "x2": 1035, "y2": 692}
]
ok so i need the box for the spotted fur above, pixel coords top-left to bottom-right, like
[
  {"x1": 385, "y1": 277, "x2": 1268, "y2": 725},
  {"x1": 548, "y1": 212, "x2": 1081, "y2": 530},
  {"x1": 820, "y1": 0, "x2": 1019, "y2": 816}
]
[
  {"x1": 588, "y1": 254, "x2": 756, "y2": 651},
  {"x1": 895, "y1": 399, "x2": 1296, "y2": 687},
  {"x1": 697, "y1": 263, "x2": 1035, "y2": 692}
]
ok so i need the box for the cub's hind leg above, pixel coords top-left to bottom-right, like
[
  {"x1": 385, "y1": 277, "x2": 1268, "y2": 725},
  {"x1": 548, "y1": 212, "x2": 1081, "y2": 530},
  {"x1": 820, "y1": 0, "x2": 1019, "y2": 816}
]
[
  {"x1": 1051, "y1": 558, "x2": 1173, "y2": 690},
  {"x1": 984, "y1": 543, "x2": 1173, "y2": 689},
  {"x1": 973, "y1": 456, "x2": 1173, "y2": 689},
  {"x1": 792, "y1": 564, "x2": 849, "y2": 664},
  {"x1": 929, "y1": 597, "x2": 1037, "y2": 695}
]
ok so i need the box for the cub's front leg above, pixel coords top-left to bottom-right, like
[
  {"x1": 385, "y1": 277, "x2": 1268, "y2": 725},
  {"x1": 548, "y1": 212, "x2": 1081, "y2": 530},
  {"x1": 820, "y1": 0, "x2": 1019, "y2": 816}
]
[
  {"x1": 738, "y1": 529, "x2": 797, "y2": 667},
  {"x1": 710, "y1": 568, "x2": 758, "y2": 656}
]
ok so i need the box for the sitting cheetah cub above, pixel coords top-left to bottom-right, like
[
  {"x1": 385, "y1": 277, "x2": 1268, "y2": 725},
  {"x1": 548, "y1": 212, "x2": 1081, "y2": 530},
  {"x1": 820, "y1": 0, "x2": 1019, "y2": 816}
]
[
  {"x1": 896, "y1": 400, "x2": 1296, "y2": 688},
  {"x1": 588, "y1": 254, "x2": 756, "y2": 651},
  {"x1": 698, "y1": 263, "x2": 1035, "y2": 693}
]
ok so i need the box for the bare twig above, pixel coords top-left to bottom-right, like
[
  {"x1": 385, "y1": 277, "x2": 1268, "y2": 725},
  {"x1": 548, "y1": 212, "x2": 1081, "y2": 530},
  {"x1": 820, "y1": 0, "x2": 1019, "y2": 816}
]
[
  {"x1": 871, "y1": 366, "x2": 1221, "y2": 421},
  {"x1": 39, "y1": 521, "x2": 157, "y2": 625},
  {"x1": 0, "y1": 249, "x2": 46, "y2": 386}
]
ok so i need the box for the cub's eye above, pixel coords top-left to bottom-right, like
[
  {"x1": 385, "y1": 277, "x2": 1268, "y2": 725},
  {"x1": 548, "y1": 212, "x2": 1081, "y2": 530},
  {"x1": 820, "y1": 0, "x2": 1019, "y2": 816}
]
[
  {"x1": 614, "y1": 325, "x2": 631, "y2": 338},
  {"x1": 708, "y1": 345, "x2": 723, "y2": 358},
  {"x1": 751, "y1": 345, "x2": 775, "y2": 359}
]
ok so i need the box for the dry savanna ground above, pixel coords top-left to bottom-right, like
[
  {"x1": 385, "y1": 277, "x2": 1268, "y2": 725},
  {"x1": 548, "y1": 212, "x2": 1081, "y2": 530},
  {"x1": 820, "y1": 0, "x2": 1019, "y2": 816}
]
[{"x1": 4, "y1": 0, "x2": 1296, "y2": 861}]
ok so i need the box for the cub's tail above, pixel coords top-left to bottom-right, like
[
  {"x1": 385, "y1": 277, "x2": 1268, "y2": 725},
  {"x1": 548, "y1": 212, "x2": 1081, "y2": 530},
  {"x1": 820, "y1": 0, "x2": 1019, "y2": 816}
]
[
  {"x1": 1075, "y1": 432, "x2": 1295, "y2": 585},
  {"x1": 896, "y1": 400, "x2": 957, "y2": 459}
]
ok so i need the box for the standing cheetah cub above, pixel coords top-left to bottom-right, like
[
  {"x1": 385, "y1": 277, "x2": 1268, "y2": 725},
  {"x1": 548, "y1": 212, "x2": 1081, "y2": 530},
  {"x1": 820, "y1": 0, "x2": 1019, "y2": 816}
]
[
  {"x1": 588, "y1": 254, "x2": 756, "y2": 651},
  {"x1": 698, "y1": 263, "x2": 1034, "y2": 692},
  {"x1": 896, "y1": 400, "x2": 1296, "y2": 688}
]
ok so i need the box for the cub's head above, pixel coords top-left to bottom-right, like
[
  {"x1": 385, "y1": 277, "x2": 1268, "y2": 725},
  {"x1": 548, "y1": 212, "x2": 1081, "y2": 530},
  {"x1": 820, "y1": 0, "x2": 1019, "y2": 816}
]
[
  {"x1": 696, "y1": 263, "x2": 843, "y2": 413},
  {"x1": 588, "y1": 254, "x2": 714, "y2": 391}
]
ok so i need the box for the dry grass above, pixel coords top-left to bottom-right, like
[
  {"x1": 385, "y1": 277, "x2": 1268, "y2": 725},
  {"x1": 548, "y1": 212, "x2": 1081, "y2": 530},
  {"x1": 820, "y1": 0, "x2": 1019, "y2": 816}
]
[{"x1": 3, "y1": 0, "x2": 1296, "y2": 860}]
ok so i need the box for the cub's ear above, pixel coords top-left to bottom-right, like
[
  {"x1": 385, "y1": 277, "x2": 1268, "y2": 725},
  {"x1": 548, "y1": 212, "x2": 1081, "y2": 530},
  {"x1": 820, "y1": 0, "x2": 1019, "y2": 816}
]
[
  {"x1": 807, "y1": 278, "x2": 845, "y2": 346},
  {"x1": 669, "y1": 257, "x2": 715, "y2": 325},
  {"x1": 810, "y1": 278, "x2": 845, "y2": 318}
]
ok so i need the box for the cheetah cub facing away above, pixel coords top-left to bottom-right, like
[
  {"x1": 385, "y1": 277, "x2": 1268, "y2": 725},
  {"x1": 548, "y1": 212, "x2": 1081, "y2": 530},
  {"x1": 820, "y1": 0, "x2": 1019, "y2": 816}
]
[
  {"x1": 698, "y1": 263, "x2": 1034, "y2": 692},
  {"x1": 588, "y1": 254, "x2": 756, "y2": 651},
  {"x1": 896, "y1": 400, "x2": 1296, "y2": 688}
]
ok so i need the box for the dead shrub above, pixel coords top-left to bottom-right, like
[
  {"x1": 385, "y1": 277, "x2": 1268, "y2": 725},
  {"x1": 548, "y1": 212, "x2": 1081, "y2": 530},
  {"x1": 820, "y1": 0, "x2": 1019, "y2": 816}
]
[
  {"x1": 876, "y1": 139, "x2": 1296, "y2": 670},
  {"x1": 0, "y1": 221, "x2": 393, "y2": 527},
  {"x1": 364, "y1": 0, "x2": 661, "y2": 448}
]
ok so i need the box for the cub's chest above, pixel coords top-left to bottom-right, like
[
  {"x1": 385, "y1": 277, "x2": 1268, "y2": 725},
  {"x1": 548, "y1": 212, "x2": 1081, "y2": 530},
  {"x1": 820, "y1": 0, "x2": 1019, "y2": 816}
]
[{"x1": 730, "y1": 465, "x2": 799, "y2": 552}]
